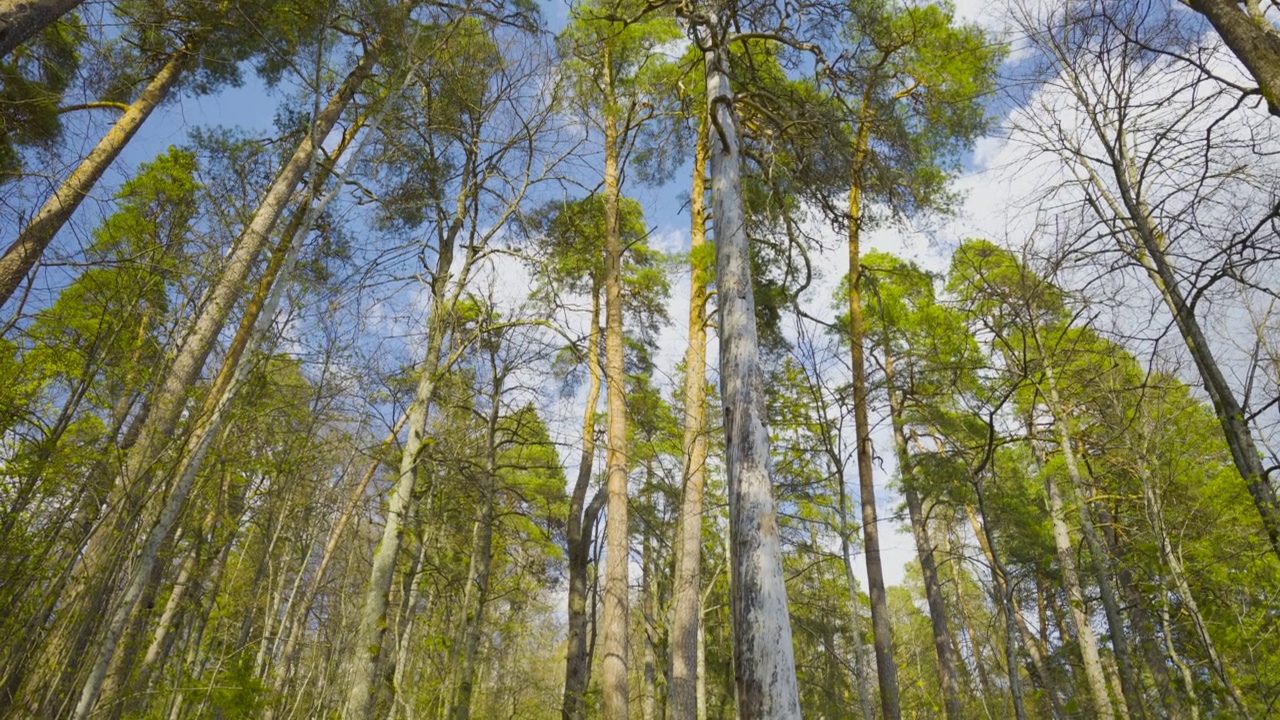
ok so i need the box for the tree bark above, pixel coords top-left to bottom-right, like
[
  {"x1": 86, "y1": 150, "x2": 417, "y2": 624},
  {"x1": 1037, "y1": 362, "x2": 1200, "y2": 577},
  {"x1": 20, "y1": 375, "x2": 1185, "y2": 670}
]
[
  {"x1": 0, "y1": 45, "x2": 189, "y2": 307},
  {"x1": 882, "y1": 354, "x2": 963, "y2": 719},
  {"x1": 965, "y1": 495, "x2": 1034, "y2": 720},
  {"x1": 837, "y1": 487, "x2": 876, "y2": 720},
  {"x1": 666, "y1": 111, "x2": 710, "y2": 720},
  {"x1": 0, "y1": 0, "x2": 82, "y2": 57},
  {"x1": 450, "y1": 387, "x2": 498, "y2": 720},
  {"x1": 702, "y1": 28, "x2": 802, "y2": 720},
  {"x1": 641, "y1": 529, "x2": 657, "y2": 720},
  {"x1": 563, "y1": 288, "x2": 605, "y2": 720},
  {"x1": 1186, "y1": 0, "x2": 1280, "y2": 116},
  {"x1": 847, "y1": 108, "x2": 900, "y2": 720},
  {"x1": 599, "y1": 43, "x2": 631, "y2": 720},
  {"x1": 696, "y1": 608, "x2": 707, "y2": 720},
  {"x1": 1042, "y1": 369, "x2": 1146, "y2": 720},
  {"x1": 1030, "y1": 427, "x2": 1116, "y2": 720}
]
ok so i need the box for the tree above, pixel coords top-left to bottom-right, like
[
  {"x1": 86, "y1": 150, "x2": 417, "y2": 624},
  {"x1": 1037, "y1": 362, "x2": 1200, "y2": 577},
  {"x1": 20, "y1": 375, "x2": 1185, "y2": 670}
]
[
  {"x1": 667, "y1": 109, "x2": 712, "y2": 720},
  {"x1": 340, "y1": 15, "x2": 555, "y2": 717},
  {"x1": 1009, "y1": 0, "x2": 1280, "y2": 561},
  {"x1": 1182, "y1": 0, "x2": 1280, "y2": 116},
  {"x1": 684, "y1": 5, "x2": 804, "y2": 716},
  {"x1": 558, "y1": 5, "x2": 680, "y2": 715},
  {"x1": 949, "y1": 239, "x2": 1121, "y2": 719},
  {"x1": 524, "y1": 191, "x2": 670, "y2": 720},
  {"x1": 826, "y1": 4, "x2": 1001, "y2": 716},
  {"x1": 0, "y1": 0, "x2": 81, "y2": 58},
  {"x1": 0, "y1": 0, "x2": 330, "y2": 309},
  {"x1": 859, "y1": 251, "x2": 974, "y2": 720}
]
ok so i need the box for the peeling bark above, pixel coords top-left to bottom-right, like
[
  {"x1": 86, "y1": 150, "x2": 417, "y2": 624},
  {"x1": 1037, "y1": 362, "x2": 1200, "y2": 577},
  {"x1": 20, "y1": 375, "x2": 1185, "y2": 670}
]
[{"x1": 702, "y1": 28, "x2": 801, "y2": 720}]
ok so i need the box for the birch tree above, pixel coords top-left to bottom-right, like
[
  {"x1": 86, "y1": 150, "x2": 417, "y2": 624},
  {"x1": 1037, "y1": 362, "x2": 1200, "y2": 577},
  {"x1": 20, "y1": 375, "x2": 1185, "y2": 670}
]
[{"x1": 340, "y1": 16, "x2": 560, "y2": 717}]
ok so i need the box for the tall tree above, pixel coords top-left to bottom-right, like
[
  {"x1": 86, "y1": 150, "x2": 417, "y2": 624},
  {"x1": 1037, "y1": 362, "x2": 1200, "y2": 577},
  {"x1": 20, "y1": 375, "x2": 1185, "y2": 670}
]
[
  {"x1": 1010, "y1": 0, "x2": 1280, "y2": 560},
  {"x1": 525, "y1": 192, "x2": 669, "y2": 720},
  {"x1": 340, "y1": 16, "x2": 554, "y2": 717},
  {"x1": 859, "y1": 251, "x2": 976, "y2": 720},
  {"x1": 558, "y1": 5, "x2": 679, "y2": 715},
  {"x1": 827, "y1": 4, "x2": 1000, "y2": 716},
  {"x1": 667, "y1": 110, "x2": 711, "y2": 720},
  {"x1": 949, "y1": 239, "x2": 1134, "y2": 719},
  {"x1": 0, "y1": 0, "x2": 328, "y2": 308},
  {"x1": 685, "y1": 6, "x2": 803, "y2": 717}
]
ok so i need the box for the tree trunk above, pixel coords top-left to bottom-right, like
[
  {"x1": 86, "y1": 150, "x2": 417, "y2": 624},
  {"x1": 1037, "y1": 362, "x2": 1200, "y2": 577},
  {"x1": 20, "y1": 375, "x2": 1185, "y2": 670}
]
[
  {"x1": 384, "y1": 501, "x2": 433, "y2": 720},
  {"x1": 563, "y1": 288, "x2": 605, "y2": 720},
  {"x1": 451, "y1": 365, "x2": 501, "y2": 720},
  {"x1": 1101, "y1": 652, "x2": 1131, "y2": 720},
  {"x1": 1032, "y1": 432, "x2": 1116, "y2": 719},
  {"x1": 948, "y1": 554, "x2": 992, "y2": 709},
  {"x1": 1098, "y1": 501, "x2": 1181, "y2": 720},
  {"x1": 641, "y1": 530, "x2": 657, "y2": 720},
  {"x1": 63, "y1": 52, "x2": 377, "y2": 679},
  {"x1": 667, "y1": 111, "x2": 710, "y2": 720},
  {"x1": 341, "y1": 125, "x2": 479, "y2": 720},
  {"x1": 696, "y1": 608, "x2": 707, "y2": 720},
  {"x1": 0, "y1": 0, "x2": 81, "y2": 57},
  {"x1": 66, "y1": 52, "x2": 376, "y2": 719},
  {"x1": 70, "y1": 400, "x2": 229, "y2": 720},
  {"x1": 847, "y1": 109, "x2": 900, "y2": 720},
  {"x1": 0, "y1": 45, "x2": 189, "y2": 306},
  {"x1": 599, "y1": 43, "x2": 631, "y2": 720},
  {"x1": 1140, "y1": 470, "x2": 1250, "y2": 717},
  {"x1": 122, "y1": 505, "x2": 221, "y2": 713},
  {"x1": 702, "y1": 29, "x2": 802, "y2": 720},
  {"x1": 883, "y1": 354, "x2": 963, "y2": 719},
  {"x1": 1187, "y1": 0, "x2": 1280, "y2": 116},
  {"x1": 164, "y1": 533, "x2": 230, "y2": 720},
  {"x1": 341, "y1": 313, "x2": 440, "y2": 720},
  {"x1": 837, "y1": 446, "x2": 876, "y2": 720},
  {"x1": 271, "y1": 413, "x2": 408, "y2": 703},
  {"x1": 137, "y1": 533, "x2": 200, "y2": 678},
  {"x1": 964, "y1": 496, "x2": 1034, "y2": 720},
  {"x1": 1042, "y1": 369, "x2": 1146, "y2": 720},
  {"x1": 1157, "y1": 595, "x2": 1199, "y2": 720}
]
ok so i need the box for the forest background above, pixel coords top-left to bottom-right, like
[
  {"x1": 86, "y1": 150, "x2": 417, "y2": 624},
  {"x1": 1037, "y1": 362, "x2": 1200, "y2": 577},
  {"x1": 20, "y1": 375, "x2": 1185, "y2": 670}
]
[{"x1": 1, "y1": 0, "x2": 1278, "y2": 718}]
